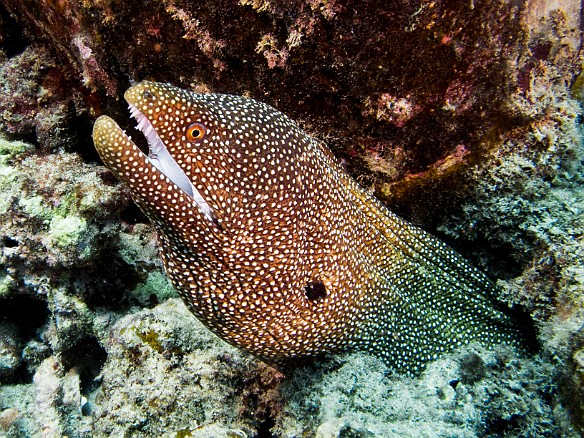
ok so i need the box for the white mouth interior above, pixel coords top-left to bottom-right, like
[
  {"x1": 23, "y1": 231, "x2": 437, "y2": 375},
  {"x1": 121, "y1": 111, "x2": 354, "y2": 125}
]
[{"x1": 129, "y1": 104, "x2": 215, "y2": 223}]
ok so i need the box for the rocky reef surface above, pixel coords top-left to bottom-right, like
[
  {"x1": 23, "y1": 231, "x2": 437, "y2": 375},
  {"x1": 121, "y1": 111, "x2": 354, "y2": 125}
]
[{"x1": 0, "y1": 0, "x2": 582, "y2": 436}]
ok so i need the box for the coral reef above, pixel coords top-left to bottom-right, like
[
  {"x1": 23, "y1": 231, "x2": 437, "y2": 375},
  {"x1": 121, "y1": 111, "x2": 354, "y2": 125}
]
[
  {"x1": 0, "y1": 0, "x2": 563, "y2": 215},
  {"x1": 435, "y1": 12, "x2": 584, "y2": 429},
  {"x1": 278, "y1": 346, "x2": 573, "y2": 437},
  {"x1": 92, "y1": 299, "x2": 264, "y2": 436},
  {"x1": 0, "y1": 46, "x2": 89, "y2": 154},
  {"x1": 0, "y1": 0, "x2": 582, "y2": 436}
]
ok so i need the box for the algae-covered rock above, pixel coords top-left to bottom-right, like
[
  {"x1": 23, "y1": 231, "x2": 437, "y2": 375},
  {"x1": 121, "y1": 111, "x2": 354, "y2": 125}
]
[
  {"x1": 0, "y1": 321, "x2": 21, "y2": 382},
  {"x1": 0, "y1": 0, "x2": 579, "y2": 219},
  {"x1": 0, "y1": 46, "x2": 87, "y2": 153},
  {"x1": 129, "y1": 270, "x2": 176, "y2": 307},
  {"x1": 276, "y1": 345, "x2": 577, "y2": 437},
  {"x1": 0, "y1": 143, "x2": 124, "y2": 289},
  {"x1": 436, "y1": 36, "x2": 584, "y2": 432},
  {"x1": 92, "y1": 298, "x2": 265, "y2": 436},
  {"x1": 48, "y1": 214, "x2": 89, "y2": 249},
  {"x1": 0, "y1": 0, "x2": 583, "y2": 435}
]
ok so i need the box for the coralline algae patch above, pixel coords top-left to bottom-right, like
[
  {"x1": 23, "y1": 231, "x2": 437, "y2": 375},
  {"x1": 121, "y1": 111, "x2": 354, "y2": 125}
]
[
  {"x1": 277, "y1": 347, "x2": 567, "y2": 437},
  {"x1": 91, "y1": 299, "x2": 262, "y2": 437}
]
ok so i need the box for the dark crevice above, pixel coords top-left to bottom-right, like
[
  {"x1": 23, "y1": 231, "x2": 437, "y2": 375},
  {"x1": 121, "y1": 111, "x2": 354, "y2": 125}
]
[
  {"x1": 3, "y1": 236, "x2": 18, "y2": 248},
  {"x1": 254, "y1": 416, "x2": 275, "y2": 438},
  {"x1": 119, "y1": 197, "x2": 150, "y2": 226},
  {"x1": 60, "y1": 335, "x2": 107, "y2": 395},
  {"x1": 82, "y1": 254, "x2": 144, "y2": 310},
  {"x1": 484, "y1": 414, "x2": 522, "y2": 437},
  {"x1": 0, "y1": 294, "x2": 49, "y2": 338},
  {"x1": 66, "y1": 104, "x2": 99, "y2": 164},
  {"x1": 0, "y1": 3, "x2": 29, "y2": 57},
  {"x1": 11, "y1": 357, "x2": 34, "y2": 384},
  {"x1": 505, "y1": 304, "x2": 540, "y2": 354},
  {"x1": 0, "y1": 295, "x2": 50, "y2": 384},
  {"x1": 432, "y1": 228, "x2": 527, "y2": 281}
]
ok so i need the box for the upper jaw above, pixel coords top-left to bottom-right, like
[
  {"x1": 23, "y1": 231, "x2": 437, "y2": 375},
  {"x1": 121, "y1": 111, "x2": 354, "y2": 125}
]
[
  {"x1": 125, "y1": 86, "x2": 217, "y2": 225},
  {"x1": 127, "y1": 102, "x2": 194, "y2": 198}
]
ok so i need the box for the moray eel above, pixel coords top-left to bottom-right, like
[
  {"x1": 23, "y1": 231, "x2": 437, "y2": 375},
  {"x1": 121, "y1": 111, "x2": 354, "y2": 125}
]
[{"x1": 93, "y1": 81, "x2": 521, "y2": 375}]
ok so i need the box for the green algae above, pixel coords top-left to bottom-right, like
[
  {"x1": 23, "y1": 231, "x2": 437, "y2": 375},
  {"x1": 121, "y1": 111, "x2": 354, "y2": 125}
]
[
  {"x1": 135, "y1": 328, "x2": 164, "y2": 353},
  {"x1": 48, "y1": 215, "x2": 88, "y2": 249},
  {"x1": 175, "y1": 428, "x2": 193, "y2": 438},
  {"x1": 130, "y1": 318, "x2": 182, "y2": 356},
  {"x1": 0, "y1": 271, "x2": 15, "y2": 298},
  {"x1": 0, "y1": 135, "x2": 32, "y2": 215},
  {"x1": 0, "y1": 135, "x2": 33, "y2": 158},
  {"x1": 133, "y1": 324, "x2": 185, "y2": 357},
  {"x1": 0, "y1": 164, "x2": 19, "y2": 214},
  {"x1": 19, "y1": 195, "x2": 51, "y2": 220},
  {"x1": 571, "y1": 68, "x2": 584, "y2": 101},
  {"x1": 130, "y1": 271, "x2": 177, "y2": 306}
]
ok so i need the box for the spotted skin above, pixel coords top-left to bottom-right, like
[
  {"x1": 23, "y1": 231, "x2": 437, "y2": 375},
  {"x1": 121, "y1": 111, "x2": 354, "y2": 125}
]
[{"x1": 93, "y1": 81, "x2": 521, "y2": 374}]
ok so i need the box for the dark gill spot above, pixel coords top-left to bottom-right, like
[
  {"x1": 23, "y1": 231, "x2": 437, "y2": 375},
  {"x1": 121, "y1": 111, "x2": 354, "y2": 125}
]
[{"x1": 305, "y1": 280, "x2": 327, "y2": 302}]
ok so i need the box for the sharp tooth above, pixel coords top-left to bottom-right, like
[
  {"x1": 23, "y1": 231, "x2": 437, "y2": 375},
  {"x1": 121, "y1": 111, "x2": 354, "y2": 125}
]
[{"x1": 125, "y1": 101, "x2": 217, "y2": 225}]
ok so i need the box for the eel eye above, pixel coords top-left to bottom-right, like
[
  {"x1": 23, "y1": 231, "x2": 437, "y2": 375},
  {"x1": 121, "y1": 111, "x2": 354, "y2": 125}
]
[{"x1": 186, "y1": 122, "x2": 205, "y2": 142}]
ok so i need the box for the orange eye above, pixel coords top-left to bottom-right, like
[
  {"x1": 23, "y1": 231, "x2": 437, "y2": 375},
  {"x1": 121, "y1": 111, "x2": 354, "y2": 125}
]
[{"x1": 186, "y1": 122, "x2": 205, "y2": 142}]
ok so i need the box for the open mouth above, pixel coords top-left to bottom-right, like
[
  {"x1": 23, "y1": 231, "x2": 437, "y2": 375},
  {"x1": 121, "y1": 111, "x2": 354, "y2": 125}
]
[{"x1": 127, "y1": 103, "x2": 216, "y2": 225}]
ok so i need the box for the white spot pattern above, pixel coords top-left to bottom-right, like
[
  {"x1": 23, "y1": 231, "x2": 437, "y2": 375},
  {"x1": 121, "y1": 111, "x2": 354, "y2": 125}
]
[{"x1": 93, "y1": 81, "x2": 521, "y2": 375}]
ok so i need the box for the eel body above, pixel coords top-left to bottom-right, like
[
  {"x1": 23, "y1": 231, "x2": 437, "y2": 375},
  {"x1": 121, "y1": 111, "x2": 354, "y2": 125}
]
[{"x1": 93, "y1": 81, "x2": 520, "y2": 374}]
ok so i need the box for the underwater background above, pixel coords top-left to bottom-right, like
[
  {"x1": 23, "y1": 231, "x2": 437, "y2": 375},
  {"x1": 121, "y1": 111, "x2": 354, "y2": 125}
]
[{"x1": 0, "y1": 0, "x2": 582, "y2": 436}]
